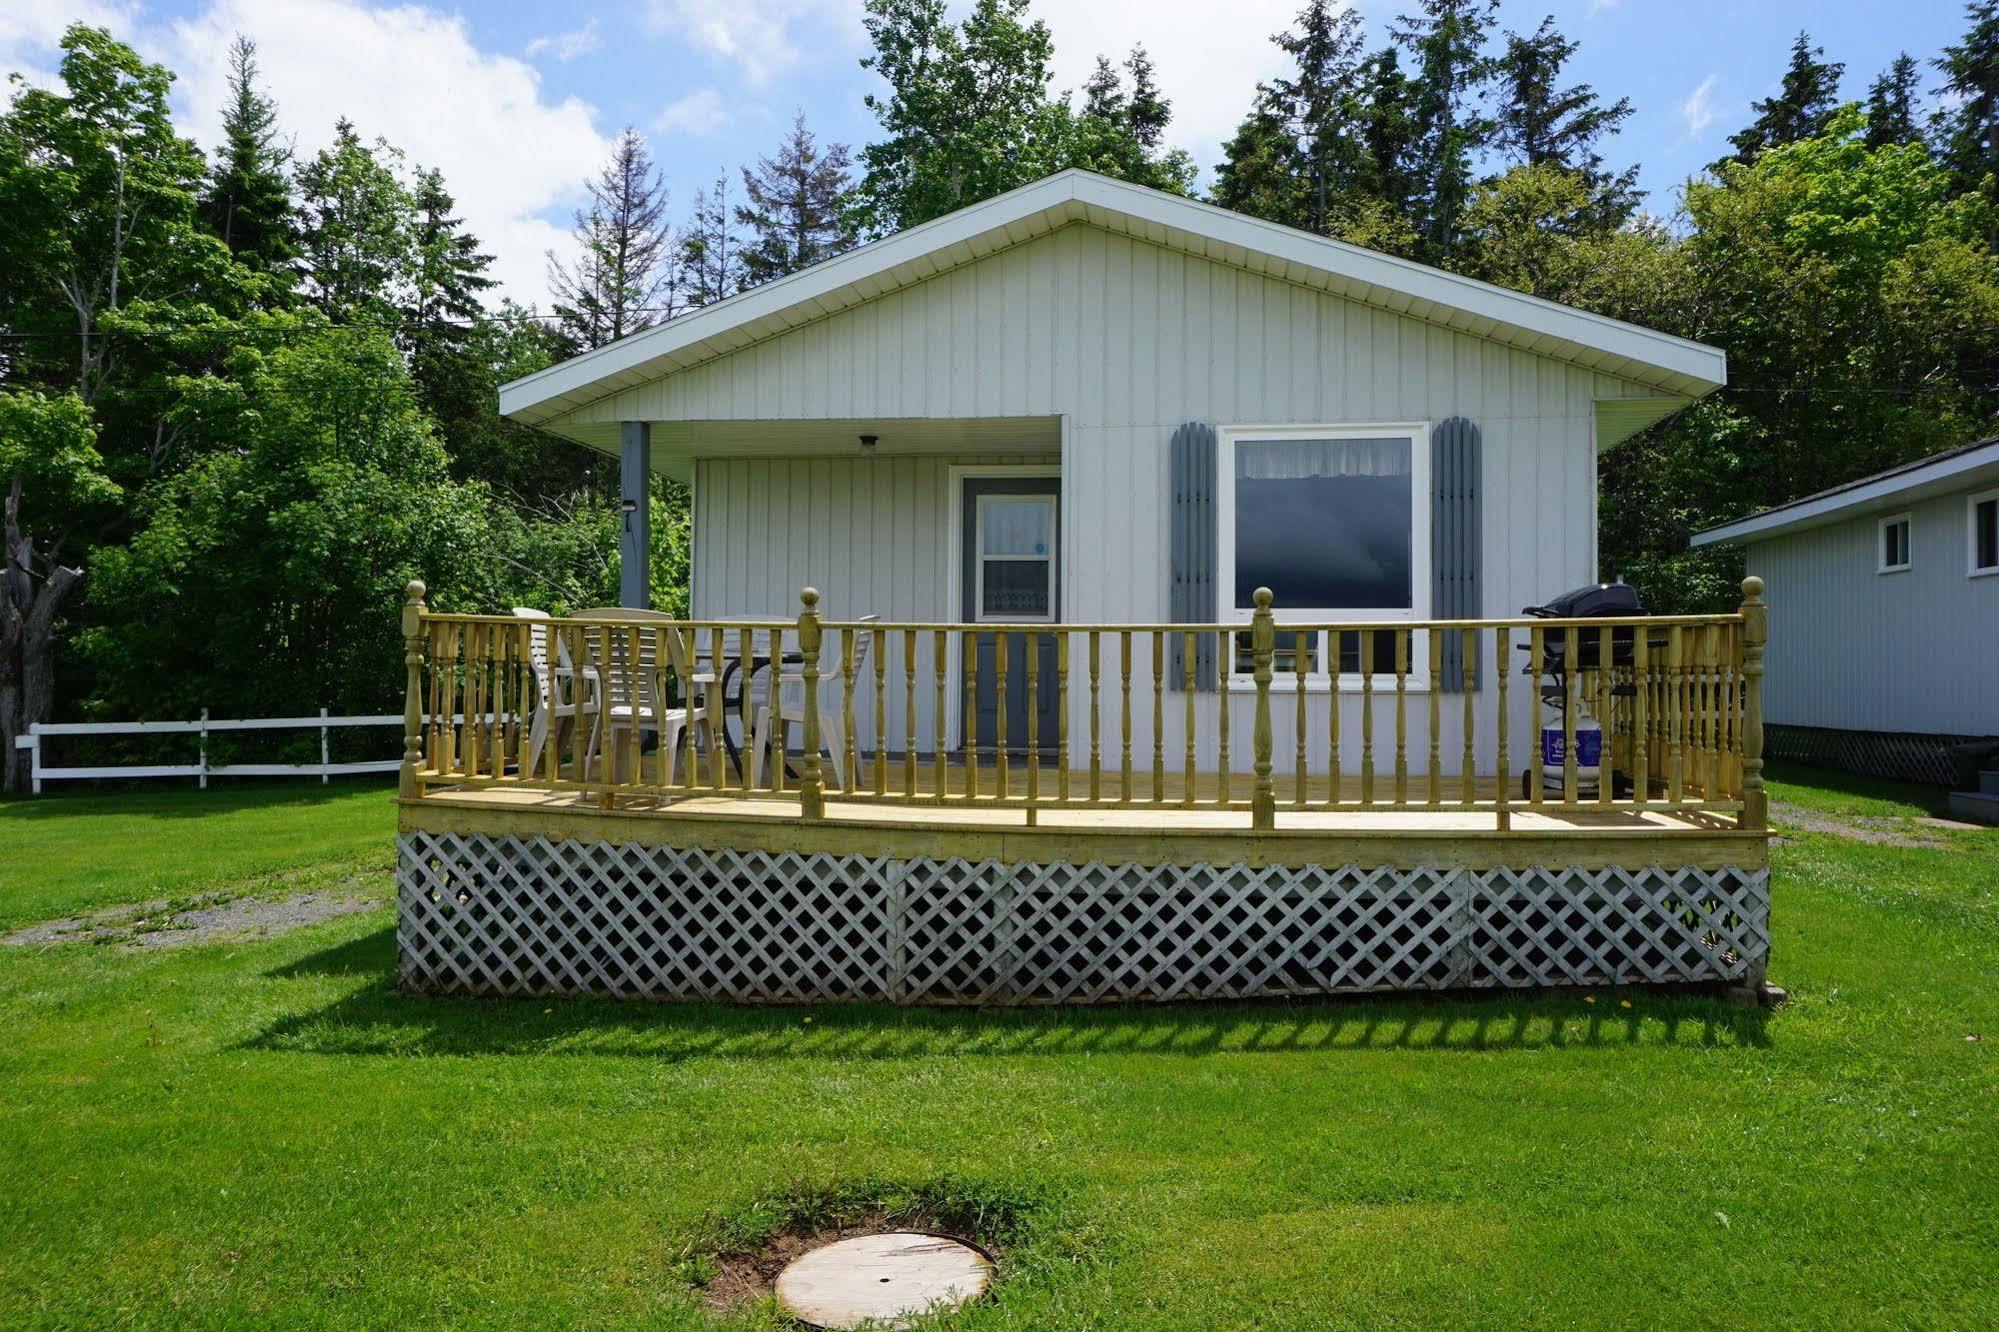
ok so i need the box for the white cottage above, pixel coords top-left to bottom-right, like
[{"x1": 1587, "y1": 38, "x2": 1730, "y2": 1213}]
[
  {"x1": 499, "y1": 169, "x2": 1726, "y2": 776},
  {"x1": 393, "y1": 170, "x2": 1770, "y2": 1009}
]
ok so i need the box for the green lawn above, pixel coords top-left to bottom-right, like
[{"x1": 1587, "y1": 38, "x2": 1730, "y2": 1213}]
[{"x1": 1, "y1": 773, "x2": 1995, "y2": 1328}]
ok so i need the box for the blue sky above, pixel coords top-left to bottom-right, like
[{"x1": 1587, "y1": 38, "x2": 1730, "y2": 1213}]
[{"x1": 2, "y1": 1, "x2": 1971, "y2": 306}]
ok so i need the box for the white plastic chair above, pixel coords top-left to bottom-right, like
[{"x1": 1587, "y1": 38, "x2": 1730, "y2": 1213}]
[
  {"x1": 572, "y1": 608, "x2": 714, "y2": 785},
  {"x1": 750, "y1": 616, "x2": 877, "y2": 791}
]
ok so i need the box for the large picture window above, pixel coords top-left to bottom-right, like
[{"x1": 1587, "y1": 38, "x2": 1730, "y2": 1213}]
[{"x1": 1219, "y1": 424, "x2": 1431, "y2": 685}]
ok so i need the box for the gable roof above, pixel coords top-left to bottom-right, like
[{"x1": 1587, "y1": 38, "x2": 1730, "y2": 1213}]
[
  {"x1": 501, "y1": 168, "x2": 1726, "y2": 431},
  {"x1": 1690, "y1": 437, "x2": 1999, "y2": 547}
]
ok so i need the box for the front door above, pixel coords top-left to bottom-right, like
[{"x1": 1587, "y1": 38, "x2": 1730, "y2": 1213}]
[{"x1": 961, "y1": 477, "x2": 1060, "y2": 760}]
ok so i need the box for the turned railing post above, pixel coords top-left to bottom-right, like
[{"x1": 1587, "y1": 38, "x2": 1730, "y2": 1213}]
[
  {"x1": 1739, "y1": 575, "x2": 1768, "y2": 831},
  {"x1": 1250, "y1": 586, "x2": 1276, "y2": 831},
  {"x1": 399, "y1": 580, "x2": 428, "y2": 798},
  {"x1": 797, "y1": 587, "x2": 826, "y2": 820}
]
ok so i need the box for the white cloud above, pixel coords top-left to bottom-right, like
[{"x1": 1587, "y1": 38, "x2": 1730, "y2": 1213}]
[
  {"x1": 656, "y1": 87, "x2": 729, "y2": 137},
  {"x1": 525, "y1": 18, "x2": 600, "y2": 64},
  {"x1": 1028, "y1": 0, "x2": 1302, "y2": 175},
  {"x1": 1587, "y1": 0, "x2": 1621, "y2": 16},
  {"x1": 1679, "y1": 72, "x2": 1721, "y2": 144},
  {"x1": 152, "y1": 0, "x2": 611, "y2": 307},
  {"x1": 642, "y1": 0, "x2": 861, "y2": 87},
  {"x1": 1, "y1": 0, "x2": 140, "y2": 94}
]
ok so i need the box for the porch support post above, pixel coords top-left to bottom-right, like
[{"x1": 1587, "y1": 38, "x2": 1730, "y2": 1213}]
[
  {"x1": 1250, "y1": 586, "x2": 1276, "y2": 831},
  {"x1": 1738, "y1": 576, "x2": 1767, "y2": 832},
  {"x1": 797, "y1": 587, "x2": 826, "y2": 820},
  {"x1": 619, "y1": 421, "x2": 652, "y2": 609},
  {"x1": 400, "y1": 580, "x2": 428, "y2": 799}
]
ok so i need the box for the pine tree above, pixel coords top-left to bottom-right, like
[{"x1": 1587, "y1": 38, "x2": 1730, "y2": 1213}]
[
  {"x1": 1082, "y1": 56, "x2": 1125, "y2": 123},
  {"x1": 199, "y1": 36, "x2": 296, "y2": 291},
  {"x1": 294, "y1": 119, "x2": 417, "y2": 325},
  {"x1": 403, "y1": 166, "x2": 495, "y2": 445},
  {"x1": 1723, "y1": 32, "x2": 1845, "y2": 165},
  {"x1": 1934, "y1": 0, "x2": 1999, "y2": 237},
  {"x1": 1863, "y1": 54, "x2": 1925, "y2": 150},
  {"x1": 1390, "y1": 0, "x2": 1500, "y2": 262},
  {"x1": 547, "y1": 128, "x2": 675, "y2": 351},
  {"x1": 678, "y1": 174, "x2": 740, "y2": 309},
  {"x1": 735, "y1": 112, "x2": 856, "y2": 286},
  {"x1": 1123, "y1": 46, "x2": 1170, "y2": 150},
  {"x1": 1270, "y1": 1, "x2": 1367, "y2": 235},
  {"x1": 1212, "y1": 94, "x2": 1308, "y2": 228},
  {"x1": 1493, "y1": 16, "x2": 1637, "y2": 222},
  {"x1": 1350, "y1": 46, "x2": 1424, "y2": 224}
]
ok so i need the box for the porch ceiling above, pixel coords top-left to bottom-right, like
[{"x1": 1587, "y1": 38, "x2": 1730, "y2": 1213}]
[{"x1": 613, "y1": 416, "x2": 1063, "y2": 480}]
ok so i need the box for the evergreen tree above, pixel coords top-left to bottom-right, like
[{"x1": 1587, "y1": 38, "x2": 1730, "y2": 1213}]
[
  {"x1": 678, "y1": 174, "x2": 740, "y2": 309},
  {"x1": 294, "y1": 119, "x2": 417, "y2": 325},
  {"x1": 1349, "y1": 46, "x2": 1424, "y2": 230},
  {"x1": 1212, "y1": 93, "x2": 1308, "y2": 228},
  {"x1": 1864, "y1": 54, "x2": 1925, "y2": 150},
  {"x1": 1123, "y1": 47, "x2": 1171, "y2": 150},
  {"x1": 403, "y1": 166, "x2": 496, "y2": 451},
  {"x1": 1270, "y1": 0, "x2": 1368, "y2": 235},
  {"x1": 1390, "y1": 0, "x2": 1500, "y2": 262},
  {"x1": 198, "y1": 36, "x2": 296, "y2": 292},
  {"x1": 1064, "y1": 48, "x2": 1197, "y2": 194},
  {"x1": 1934, "y1": 0, "x2": 1999, "y2": 241},
  {"x1": 547, "y1": 128, "x2": 675, "y2": 351},
  {"x1": 734, "y1": 112, "x2": 855, "y2": 286},
  {"x1": 1722, "y1": 31, "x2": 1844, "y2": 166},
  {"x1": 1082, "y1": 55, "x2": 1125, "y2": 123},
  {"x1": 1493, "y1": 16, "x2": 1637, "y2": 222}
]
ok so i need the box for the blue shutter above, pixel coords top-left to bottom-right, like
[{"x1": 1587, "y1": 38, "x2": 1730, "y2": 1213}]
[
  {"x1": 1431, "y1": 417, "x2": 1482, "y2": 692},
  {"x1": 1169, "y1": 421, "x2": 1218, "y2": 690}
]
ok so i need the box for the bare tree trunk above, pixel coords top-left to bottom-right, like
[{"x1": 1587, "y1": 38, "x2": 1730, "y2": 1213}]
[{"x1": 3, "y1": 478, "x2": 84, "y2": 795}]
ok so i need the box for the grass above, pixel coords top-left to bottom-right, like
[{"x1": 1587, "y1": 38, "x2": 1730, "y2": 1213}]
[{"x1": 1, "y1": 772, "x2": 1995, "y2": 1328}]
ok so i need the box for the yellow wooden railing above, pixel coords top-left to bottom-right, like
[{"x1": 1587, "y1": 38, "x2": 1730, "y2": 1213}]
[{"x1": 399, "y1": 578, "x2": 1769, "y2": 832}]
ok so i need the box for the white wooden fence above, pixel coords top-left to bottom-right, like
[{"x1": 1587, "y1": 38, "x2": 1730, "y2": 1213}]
[{"x1": 12, "y1": 710, "x2": 406, "y2": 794}]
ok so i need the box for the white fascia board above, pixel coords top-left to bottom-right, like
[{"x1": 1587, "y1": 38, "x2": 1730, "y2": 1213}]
[
  {"x1": 502, "y1": 169, "x2": 1727, "y2": 425},
  {"x1": 1691, "y1": 444, "x2": 1999, "y2": 546}
]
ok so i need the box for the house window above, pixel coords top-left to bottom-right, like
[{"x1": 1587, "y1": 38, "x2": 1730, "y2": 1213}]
[
  {"x1": 1219, "y1": 425, "x2": 1430, "y2": 684},
  {"x1": 1878, "y1": 514, "x2": 1911, "y2": 574},
  {"x1": 974, "y1": 494, "x2": 1056, "y2": 621},
  {"x1": 1971, "y1": 489, "x2": 1999, "y2": 577}
]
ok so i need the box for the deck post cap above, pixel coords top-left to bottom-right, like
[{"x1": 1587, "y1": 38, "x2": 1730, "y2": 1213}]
[
  {"x1": 800, "y1": 586, "x2": 820, "y2": 609},
  {"x1": 1740, "y1": 575, "x2": 1764, "y2": 600},
  {"x1": 404, "y1": 579, "x2": 427, "y2": 603},
  {"x1": 1252, "y1": 586, "x2": 1274, "y2": 609}
]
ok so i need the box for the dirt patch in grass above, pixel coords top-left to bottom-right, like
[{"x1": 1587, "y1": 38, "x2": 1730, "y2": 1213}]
[
  {"x1": 1770, "y1": 802, "x2": 1952, "y2": 849},
  {"x1": 3, "y1": 883, "x2": 378, "y2": 950}
]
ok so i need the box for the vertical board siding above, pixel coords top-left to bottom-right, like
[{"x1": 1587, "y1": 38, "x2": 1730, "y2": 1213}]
[
  {"x1": 1750, "y1": 494, "x2": 1999, "y2": 736},
  {"x1": 657, "y1": 223, "x2": 1664, "y2": 773}
]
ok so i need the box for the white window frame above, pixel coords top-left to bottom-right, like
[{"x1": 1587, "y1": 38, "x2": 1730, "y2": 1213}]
[
  {"x1": 972, "y1": 492, "x2": 1058, "y2": 624},
  {"x1": 1877, "y1": 512, "x2": 1912, "y2": 574},
  {"x1": 1218, "y1": 422, "x2": 1432, "y2": 691},
  {"x1": 1969, "y1": 488, "x2": 1999, "y2": 578}
]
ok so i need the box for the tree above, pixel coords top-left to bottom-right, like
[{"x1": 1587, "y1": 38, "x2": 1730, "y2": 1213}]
[
  {"x1": 1722, "y1": 31, "x2": 1844, "y2": 165},
  {"x1": 735, "y1": 112, "x2": 856, "y2": 286},
  {"x1": 198, "y1": 36, "x2": 297, "y2": 292},
  {"x1": 1864, "y1": 54, "x2": 1926, "y2": 150},
  {"x1": 294, "y1": 119, "x2": 417, "y2": 326},
  {"x1": 547, "y1": 128, "x2": 675, "y2": 351},
  {"x1": 1123, "y1": 47, "x2": 1171, "y2": 150},
  {"x1": 1060, "y1": 50, "x2": 1197, "y2": 194},
  {"x1": 1269, "y1": 1, "x2": 1368, "y2": 236},
  {"x1": 1390, "y1": 0, "x2": 1500, "y2": 262},
  {"x1": 1493, "y1": 16, "x2": 1637, "y2": 223},
  {"x1": 1213, "y1": 94, "x2": 1309, "y2": 228},
  {"x1": 678, "y1": 173, "x2": 741, "y2": 308},
  {"x1": 0, "y1": 392, "x2": 119, "y2": 793},
  {"x1": 1934, "y1": 2, "x2": 1999, "y2": 246}
]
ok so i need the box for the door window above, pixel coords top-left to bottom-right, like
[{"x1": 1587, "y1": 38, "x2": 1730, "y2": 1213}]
[{"x1": 975, "y1": 495, "x2": 1056, "y2": 620}]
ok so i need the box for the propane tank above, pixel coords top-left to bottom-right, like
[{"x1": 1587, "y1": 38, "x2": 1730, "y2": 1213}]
[{"x1": 1540, "y1": 701, "x2": 1603, "y2": 793}]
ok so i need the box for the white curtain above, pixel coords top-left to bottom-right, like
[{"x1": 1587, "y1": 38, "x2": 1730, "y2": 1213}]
[{"x1": 1235, "y1": 437, "x2": 1410, "y2": 481}]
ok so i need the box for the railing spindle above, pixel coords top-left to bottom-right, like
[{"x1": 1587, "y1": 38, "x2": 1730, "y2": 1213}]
[
  {"x1": 1025, "y1": 630, "x2": 1039, "y2": 811},
  {"x1": 566, "y1": 624, "x2": 587, "y2": 787},
  {"x1": 1461, "y1": 627, "x2": 1477, "y2": 805},
  {"x1": 1151, "y1": 629, "x2": 1165, "y2": 804},
  {"x1": 1494, "y1": 626, "x2": 1510, "y2": 829},
  {"x1": 1596, "y1": 626, "x2": 1614, "y2": 807},
  {"x1": 996, "y1": 631, "x2": 1010, "y2": 798},
  {"x1": 932, "y1": 630, "x2": 948, "y2": 801},
  {"x1": 706, "y1": 627, "x2": 726, "y2": 789},
  {"x1": 1184, "y1": 630, "x2": 1198, "y2": 808},
  {"x1": 1057, "y1": 632, "x2": 1071, "y2": 804},
  {"x1": 874, "y1": 627, "x2": 888, "y2": 796},
  {"x1": 1250, "y1": 588, "x2": 1276, "y2": 830},
  {"x1": 1561, "y1": 625, "x2": 1579, "y2": 805},
  {"x1": 1528, "y1": 626, "x2": 1544, "y2": 806},
  {"x1": 1120, "y1": 631, "x2": 1134, "y2": 801},
  {"x1": 1294, "y1": 629, "x2": 1308, "y2": 807},
  {"x1": 1089, "y1": 630, "x2": 1103, "y2": 802},
  {"x1": 1667, "y1": 624, "x2": 1684, "y2": 804},
  {"x1": 1393, "y1": 629, "x2": 1409, "y2": 805},
  {"x1": 904, "y1": 628, "x2": 918, "y2": 798},
  {"x1": 1326, "y1": 637, "x2": 1341, "y2": 806},
  {"x1": 769, "y1": 626, "x2": 786, "y2": 795},
  {"x1": 963, "y1": 629, "x2": 979, "y2": 800},
  {"x1": 1359, "y1": 631, "x2": 1375, "y2": 806},
  {"x1": 1217, "y1": 630, "x2": 1231, "y2": 804},
  {"x1": 1632, "y1": 625, "x2": 1649, "y2": 806},
  {"x1": 1427, "y1": 627, "x2": 1443, "y2": 805}
]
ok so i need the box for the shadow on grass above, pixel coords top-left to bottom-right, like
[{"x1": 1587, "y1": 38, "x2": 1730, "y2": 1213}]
[
  {"x1": 1764, "y1": 761, "x2": 1952, "y2": 816},
  {"x1": 250, "y1": 927, "x2": 1769, "y2": 1059}
]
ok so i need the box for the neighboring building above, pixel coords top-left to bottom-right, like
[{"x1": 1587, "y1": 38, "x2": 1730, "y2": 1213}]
[
  {"x1": 1692, "y1": 437, "x2": 1999, "y2": 797},
  {"x1": 501, "y1": 169, "x2": 1727, "y2": 776}
]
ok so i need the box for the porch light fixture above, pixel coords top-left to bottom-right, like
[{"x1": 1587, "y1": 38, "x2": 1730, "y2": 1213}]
[
  {"x1": 620, "y1": 497, "x2": 639, "y2": 532},
  {"x1": 859, "y1": 433, "x2": 879, "y2": 458}
]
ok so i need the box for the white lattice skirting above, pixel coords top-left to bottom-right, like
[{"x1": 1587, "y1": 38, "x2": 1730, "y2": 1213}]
[{"x1": 396, "y1": 832, "x2": 1769, "y2": 1004}]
